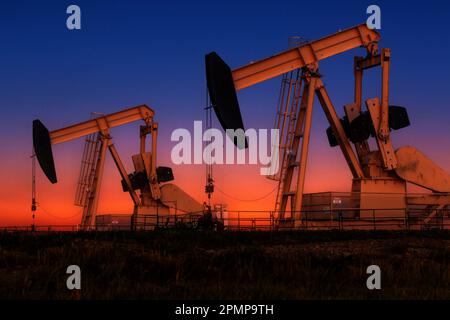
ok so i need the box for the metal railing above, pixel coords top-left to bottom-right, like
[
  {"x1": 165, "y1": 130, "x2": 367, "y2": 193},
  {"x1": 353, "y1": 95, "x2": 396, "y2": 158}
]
[
  {"x1": 0, "y1": 225, "x2": 81, "y2": 232},
  {"x1": 1, "y1": 208, "x2": 449, "y2": 232},
  {"x1": 127, "y1": 207, "x2": 450, "y2": 231}
]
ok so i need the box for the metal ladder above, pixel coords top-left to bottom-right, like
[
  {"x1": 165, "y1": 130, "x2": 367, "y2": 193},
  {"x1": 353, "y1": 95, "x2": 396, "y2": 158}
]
[
  {"x1": 74, "y1": 113, "x2": 105, "y2": 227},
  {"x1": 271, "y1": 70, "x2": 304, "y2": 218},
  {"x1": 74, "y1": 132, "x2": 102, "y2": 208}
]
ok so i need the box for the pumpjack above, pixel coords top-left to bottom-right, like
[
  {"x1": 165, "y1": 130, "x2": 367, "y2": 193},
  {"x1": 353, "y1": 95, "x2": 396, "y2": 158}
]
[
  {"x1": 205, "y1": 23, "x2": 450, "y2": 228},
  {"x1": 33, "y1": 105, "x2": 204, "y2": 230}
]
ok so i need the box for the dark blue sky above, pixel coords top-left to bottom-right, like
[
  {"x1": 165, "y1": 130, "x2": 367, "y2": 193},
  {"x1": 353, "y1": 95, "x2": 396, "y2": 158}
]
[{"x1": 1, "y1": 0, "x2": 450, "y2": 167}]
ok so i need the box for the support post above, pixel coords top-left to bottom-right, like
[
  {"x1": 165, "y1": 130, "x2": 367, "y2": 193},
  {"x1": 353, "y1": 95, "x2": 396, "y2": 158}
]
[{"x1": 293, "y1": 75, "x2": 317, "y2": 226}]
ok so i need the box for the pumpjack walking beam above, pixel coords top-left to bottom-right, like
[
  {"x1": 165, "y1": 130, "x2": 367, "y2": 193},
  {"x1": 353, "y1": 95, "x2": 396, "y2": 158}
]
[
  {"x1": 48, "y1": 105, "x2": 155, "y2": 145},
  {"x1": 231, "y1": 23, "x2": 379, "y2": 90}
]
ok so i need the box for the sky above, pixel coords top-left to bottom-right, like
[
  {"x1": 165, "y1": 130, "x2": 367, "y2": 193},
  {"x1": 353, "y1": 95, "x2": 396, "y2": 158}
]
[{"x1": 0, "y1": 0, "x2": 450, "y2": 226}]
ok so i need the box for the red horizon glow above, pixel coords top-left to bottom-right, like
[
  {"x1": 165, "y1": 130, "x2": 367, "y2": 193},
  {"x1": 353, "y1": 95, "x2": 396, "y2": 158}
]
[{"x1": 2, "y1": 122, "x2": 448, "y2": 227}]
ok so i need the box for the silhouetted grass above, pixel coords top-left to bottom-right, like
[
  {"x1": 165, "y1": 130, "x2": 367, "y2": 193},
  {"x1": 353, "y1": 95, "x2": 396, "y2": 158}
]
[{"x1": 0, "y1": 230, "x2": 449, "y2": 299}]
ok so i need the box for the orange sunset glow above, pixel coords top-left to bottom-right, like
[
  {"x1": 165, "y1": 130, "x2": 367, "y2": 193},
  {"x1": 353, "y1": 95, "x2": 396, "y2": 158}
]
[{"x1": 2, "y1": 115, "x2": 449, "y2": 227}]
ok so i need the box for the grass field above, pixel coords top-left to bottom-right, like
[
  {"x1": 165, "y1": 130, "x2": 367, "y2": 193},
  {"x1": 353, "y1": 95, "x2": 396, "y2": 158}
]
[{"x1": 0, "y1": 230, "x2": 449, "y2": 299}]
